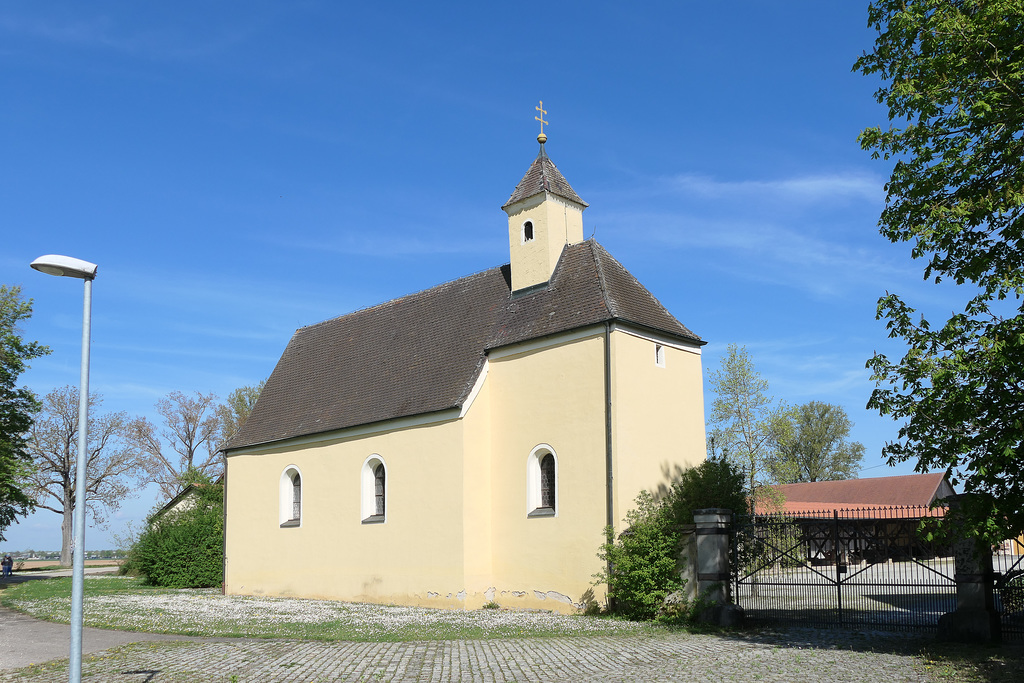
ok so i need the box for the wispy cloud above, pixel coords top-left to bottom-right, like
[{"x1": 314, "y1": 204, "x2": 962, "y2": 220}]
[
  {"x1": 604, "y1": 211, "x2": 912, "y2": 299},
  {"x1": 663, "y1": 172, "x2": 885, "y2": 204},
  {"x1": 0, "y1": 12, "x2": 252, "y2": 62}
]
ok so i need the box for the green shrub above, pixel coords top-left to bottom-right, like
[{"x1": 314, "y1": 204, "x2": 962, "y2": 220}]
[
  {"x1": 597, "y1": 491, "x2": 681, "y2": 620},
  {"x1": 595, "y1": 458, "x2": 747, "y2": 621},
  {"x1": 662, "y1": 457, "x2": 748, "y2": 530},
  {"x1": 129, "y1": 476, "x2": 224, "y2": 588}
]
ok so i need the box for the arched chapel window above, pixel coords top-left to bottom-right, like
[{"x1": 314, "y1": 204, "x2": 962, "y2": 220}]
[
  {"x1": 523, "y1": 220, "x2": 535, "y2": 242},
  {"x1": 280, "y1": 466, "x2": 302, "y2": 527},
  {"x1": 527, "y1": 446, "x2": 557, "y2": 517},
  {"x1": 362, "y1": 456, "x2": 387, "y2": 523}
]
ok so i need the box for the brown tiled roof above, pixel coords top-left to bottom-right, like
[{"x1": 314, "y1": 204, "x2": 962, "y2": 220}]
[
  {"x1": 228, "y1": 240, "x2": 701, "y2": 451},
  {"x1": 770, "y1": 473, "x2": 953, "y2": 509},
  {"x1": 502, "y1": 145, "x2": 588, "y2": 209},
  {"x1": 488, "y1": 241, "x2": 701, "y2": 348}
]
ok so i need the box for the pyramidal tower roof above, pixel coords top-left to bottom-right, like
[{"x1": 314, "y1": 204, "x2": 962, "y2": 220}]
[{"x1": 502, "y1": 142, "x2": 588, "y2": 210}]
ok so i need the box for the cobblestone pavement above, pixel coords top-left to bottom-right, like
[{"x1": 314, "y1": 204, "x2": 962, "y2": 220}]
[{"x1": 6, "y1": 629, "x2": 944, "y2": 682}]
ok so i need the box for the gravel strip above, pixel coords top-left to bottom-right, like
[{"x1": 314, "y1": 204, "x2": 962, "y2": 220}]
[{"x1": 6, "y1": 579, "x2": 650, "y2": 639}]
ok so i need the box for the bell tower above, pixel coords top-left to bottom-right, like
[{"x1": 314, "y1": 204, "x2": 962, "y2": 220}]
[{"x1": 501, "y1": 104, "x2": 588, "y2": 293}]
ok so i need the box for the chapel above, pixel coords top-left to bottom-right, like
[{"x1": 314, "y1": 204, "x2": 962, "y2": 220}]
[{"x1": 222, "y1": 126, "x2": 708, "y2": 612}]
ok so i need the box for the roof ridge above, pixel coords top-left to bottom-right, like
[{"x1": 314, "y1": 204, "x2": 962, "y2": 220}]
[
  {"x1": 300, "y1": 264, "x2": 509, "y2": 332},
  {"x1": 586, "y1": 240, "x2": 616, "y2": 320},
  {"x1": 589, "y1": 241, "x2": 701, "y2": 342}
]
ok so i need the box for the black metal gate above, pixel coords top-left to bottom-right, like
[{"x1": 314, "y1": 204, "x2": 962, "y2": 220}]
[
  {"x1": 732, "y1": 505, "x2": 956, "y2": 631},
  {"x1": 994, "y1": 538, "x2": 1024, "y2": 640}
]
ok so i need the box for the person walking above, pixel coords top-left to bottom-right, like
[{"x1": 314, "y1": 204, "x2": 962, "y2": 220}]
[{"x1": 1, "y1": 554, "x2": 12, "y2": 578}]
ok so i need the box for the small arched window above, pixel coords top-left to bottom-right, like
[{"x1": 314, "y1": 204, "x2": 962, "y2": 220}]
[
  {"x1": 527, "y1": 445, "x2": 557, "y2": 517},
  {"x1": 523, "y1": 220, "x2": 535, "y2": 242},
  {"x1": 361, "y1": 456, "x2": 387, "y2": 523},
  {"x1": 280, "y1": 466, "x2": 302, "y2": 527}
]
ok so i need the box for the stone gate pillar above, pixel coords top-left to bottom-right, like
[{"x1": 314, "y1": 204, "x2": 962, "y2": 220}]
[
  {"x1": 937, "y1": 497, "x2": 1000, "y2": 642},
  {"x1": 694, "y1": 508, "x2": 743, "y2": 626}
]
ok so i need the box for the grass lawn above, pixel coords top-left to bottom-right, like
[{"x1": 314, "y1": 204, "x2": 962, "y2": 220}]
[{"x1": 0, "y1": 576, "x2": 656, "y2": 641}]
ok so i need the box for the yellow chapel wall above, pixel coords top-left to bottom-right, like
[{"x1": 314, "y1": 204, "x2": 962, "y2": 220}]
[
  {"x1": 609, "y1": 328, "x2": 707, "y2": 528},
  {"x1": 459, "y1": 368, "x2": 496, "y2": 608},
  {"x1": 483, "y1": 330, "x2": 609, "y2": 612},
  {"x1": 224, "y1": 417, "x2": 473, "y2": 609}
]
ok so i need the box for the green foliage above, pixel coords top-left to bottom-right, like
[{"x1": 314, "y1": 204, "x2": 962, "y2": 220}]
[
  {"x1": 129, "y1": 474, "x2": 224, "y2": 588},
  {"x1": 597, "y1": 492, "x2": 681, "y2": 621},
  {"x1": 596, "y1": 459, "x2": 747, "y2": 621},
  {"x1": 855, "y1": 1, "x2": 1024, "y2": 544},
  {"x1": 707, "y1": 344, "x2": 789, "y2": 492},
  {"x1": 767, "y1": 401, "x2": 865, "y2": 483},
  {"x1": 0, "y1": 285, "x2": 50, "y2": 541},
  {"x1": 662, "y1": 457, "x2": 748, "y2": 530},
  {"x1": 656, "y1": 585, "x2": 718, "y2": 627}
]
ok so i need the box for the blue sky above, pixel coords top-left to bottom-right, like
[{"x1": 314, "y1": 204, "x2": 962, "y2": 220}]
[{"x1": 0, "y1": 2, "x2": 961, "y2": 551}]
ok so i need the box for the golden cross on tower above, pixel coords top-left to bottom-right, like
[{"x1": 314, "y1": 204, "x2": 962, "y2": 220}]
[{"x1": 535, "y1": 100, "x2": 548, "y2": 143}]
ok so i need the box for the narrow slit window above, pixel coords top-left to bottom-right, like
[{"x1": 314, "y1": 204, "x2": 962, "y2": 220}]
[
  {"x1": 291, "y1": 473, "x2": 301, "y2": 521},
  {"x1": 362, "y1": 456, "x2": 387, "y2": 523},
  {"x1": 523, "y1": 221, "x2": 534, "y2": 242},
  {"x1": 374, "y1": 463, "x2": 386, "y2": 517},
  {"x1": 655, "y1": 344, "x2": 665, "y2": 367},
  {"x1": 528, "y1": 446, "x2": 557, "y2": 517},
  {"x1": 540, "y1": 454, "x2": 555, "y2": 510},
  {"x1": 280, "y1": 467, "x2": 302, "y2": 527}
]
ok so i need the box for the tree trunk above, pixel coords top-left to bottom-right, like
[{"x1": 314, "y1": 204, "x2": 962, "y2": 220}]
[{"x1": 60, "y1": 491, "x2": 74, "y2": 567}]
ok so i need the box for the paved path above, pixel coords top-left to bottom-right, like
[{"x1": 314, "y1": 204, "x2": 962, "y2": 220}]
[{"x1": 1, "y1": 618, "x2": 943, "y2": 682}]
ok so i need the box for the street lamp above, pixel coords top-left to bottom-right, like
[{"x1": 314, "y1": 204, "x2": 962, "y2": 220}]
[{"x1": 30, "y1": 254, "x2": 98, "y2": 683}]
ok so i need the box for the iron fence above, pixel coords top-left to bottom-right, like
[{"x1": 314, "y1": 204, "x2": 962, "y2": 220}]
[
  {"x1": 994, "y1": 536, "x2": 1024, "y2": 640},
  {"x1": 732, "y1": 505, "x2": 956, "y2": 631}
]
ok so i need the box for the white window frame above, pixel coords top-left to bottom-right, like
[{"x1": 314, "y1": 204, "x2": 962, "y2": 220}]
[
  {"x1": 522, "y1": 220, "x2": 535, "y2": 243},
  {"x1": 279, "y1": 465, "x2": 303, "y2": 527},
  {"x1": 526, "y1": 444, "x2": 557, "y2": 517},
  {"x1": 361, "y1": 455, "x2": 387, "y2": 523},
  {"x1": 655, "y1": 343, "x2": 665, "y2": 368}
]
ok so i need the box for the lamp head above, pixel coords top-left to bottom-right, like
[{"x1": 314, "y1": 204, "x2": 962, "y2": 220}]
[{"x1": 31, "y1": 255, "x2": 98, "y2": 280}]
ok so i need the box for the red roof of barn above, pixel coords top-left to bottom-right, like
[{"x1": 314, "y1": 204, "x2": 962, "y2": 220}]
[{"x1": 758, "y1": 473, "x2": 955, "y2": 516}]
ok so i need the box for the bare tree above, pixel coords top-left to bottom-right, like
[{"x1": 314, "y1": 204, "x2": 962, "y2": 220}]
[
  {"x1": 132, "y1": 391, "x2": 222, "y2": 500},
  {"x1": 216, "y1": 380, "x2": 265, "y2": 449},
  {"x1": 27, "y1": 386, "x2": 144, "y2": 566}
]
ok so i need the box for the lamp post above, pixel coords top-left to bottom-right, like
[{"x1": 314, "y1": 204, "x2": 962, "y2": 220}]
[{"x1": 30, "y1": 254, "x2": 98, "y2": 683}]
